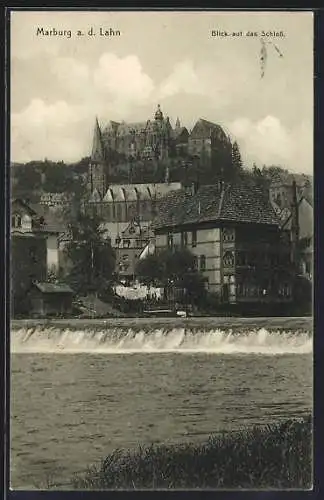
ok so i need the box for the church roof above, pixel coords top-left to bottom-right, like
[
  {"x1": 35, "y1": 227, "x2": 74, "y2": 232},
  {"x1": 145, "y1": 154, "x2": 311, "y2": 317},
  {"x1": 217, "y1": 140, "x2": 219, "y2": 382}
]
[
  {"x1": 153, "y1": 183, "x2": 280, "y2": 230},
  {"x1": 112, "y1": 186, "x2": 126, "y2": 202},
  {"x1": 89, "y1": 188, "x2": 102, "y2": 203},
  {"x1": 153, "y1": 183, "x2": 182, "y2": 198},
  {"x1": 99, "y1": 183, "x2": 182, "y2": 203}
]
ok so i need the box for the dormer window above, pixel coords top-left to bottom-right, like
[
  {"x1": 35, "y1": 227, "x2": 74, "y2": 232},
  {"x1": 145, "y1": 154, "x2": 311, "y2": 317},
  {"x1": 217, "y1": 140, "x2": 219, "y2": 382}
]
[{"x1": 200, "y1": 255, "x2": 206, "y2": 271}]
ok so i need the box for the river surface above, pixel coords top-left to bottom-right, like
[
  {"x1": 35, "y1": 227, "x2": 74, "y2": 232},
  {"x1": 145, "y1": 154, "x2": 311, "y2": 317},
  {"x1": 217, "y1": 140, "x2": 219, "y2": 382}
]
[{"x1": 10, "y1": 317, "x2": 313, "y2": 489}]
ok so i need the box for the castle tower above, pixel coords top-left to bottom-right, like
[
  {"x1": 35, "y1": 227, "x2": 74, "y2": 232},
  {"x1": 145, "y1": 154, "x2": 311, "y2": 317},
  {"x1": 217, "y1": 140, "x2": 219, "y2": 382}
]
[
  {"x1": 175, "y1": 117, "x2": 181, "y2": 130},
  {"x1": 154, "y1": 104, "x2": 163, "y2": 122},
  {"x1": 89, "y1": 117, "x2": 106, "y2": 199}
]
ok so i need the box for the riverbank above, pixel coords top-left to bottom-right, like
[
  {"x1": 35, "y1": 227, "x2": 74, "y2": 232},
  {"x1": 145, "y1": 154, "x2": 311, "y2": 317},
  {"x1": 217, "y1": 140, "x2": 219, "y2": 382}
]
[
  {"x1": 71, "y1": 416, "x2": 312, "y2": 490},
  {"x1": 11, "y1": 316, "x2": 313, "y2": 332}
]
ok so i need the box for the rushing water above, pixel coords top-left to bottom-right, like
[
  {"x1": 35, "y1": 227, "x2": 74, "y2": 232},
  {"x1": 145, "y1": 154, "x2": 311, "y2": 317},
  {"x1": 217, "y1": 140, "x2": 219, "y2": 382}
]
[{"x1": 10, "y1": 319, "x2": 313, "y2": 489}]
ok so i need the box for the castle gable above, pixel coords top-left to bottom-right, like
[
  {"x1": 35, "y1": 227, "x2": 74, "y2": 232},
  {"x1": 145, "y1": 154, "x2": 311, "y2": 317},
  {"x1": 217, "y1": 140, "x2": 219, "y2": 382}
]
[{"x1": 190, "y1": 118, "x2": 227, "y2": 142}]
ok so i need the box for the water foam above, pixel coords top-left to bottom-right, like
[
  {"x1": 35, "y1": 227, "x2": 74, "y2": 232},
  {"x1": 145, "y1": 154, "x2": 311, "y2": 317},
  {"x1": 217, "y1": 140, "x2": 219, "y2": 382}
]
[{"x1": 11, "y1": 326, "x2": 312, "y2": 355}]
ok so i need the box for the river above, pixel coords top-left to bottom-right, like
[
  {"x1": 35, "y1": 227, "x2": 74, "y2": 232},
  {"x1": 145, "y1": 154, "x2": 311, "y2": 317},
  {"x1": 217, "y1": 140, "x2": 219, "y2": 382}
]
[{"x1": 10, "y1": 317, "x2": 313, "y2": 489}]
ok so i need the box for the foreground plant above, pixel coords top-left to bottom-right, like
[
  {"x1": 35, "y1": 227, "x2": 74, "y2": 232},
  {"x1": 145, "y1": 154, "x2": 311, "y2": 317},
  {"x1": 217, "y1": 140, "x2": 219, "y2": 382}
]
[{"x1": 71, "y1": 416, "x2": 312, "y2": 490}]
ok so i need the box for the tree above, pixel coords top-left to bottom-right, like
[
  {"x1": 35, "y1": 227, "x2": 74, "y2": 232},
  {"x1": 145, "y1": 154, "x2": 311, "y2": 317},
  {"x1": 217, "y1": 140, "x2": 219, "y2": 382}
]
[
  {"x1": 135, "y1": 248, "x2": 207, "y2": 305},
  {"x1": 12, "y1": 163, "x2": 42, "y2": 197},
  {"x1": 135, "y1": 253, "x2": 164, "y2": 286},
  {"x1": 65, "y1": 211, "x2": 116, "y2": 295},
  {"x1": 231, "y1": 141, "x2": 243, "y2": 173}
]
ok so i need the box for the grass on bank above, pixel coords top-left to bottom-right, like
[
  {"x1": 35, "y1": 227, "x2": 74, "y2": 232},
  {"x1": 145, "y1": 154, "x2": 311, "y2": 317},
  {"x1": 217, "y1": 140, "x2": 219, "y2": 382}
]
[{"x1": 71, "y1": 416, "x2": 312, "y2": 490}]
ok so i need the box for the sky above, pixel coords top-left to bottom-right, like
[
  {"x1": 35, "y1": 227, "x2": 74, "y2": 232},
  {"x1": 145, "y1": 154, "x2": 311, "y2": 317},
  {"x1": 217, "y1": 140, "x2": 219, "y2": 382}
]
[{"x1": 10, "y1": 10, "x2": 313, "y2": 174}]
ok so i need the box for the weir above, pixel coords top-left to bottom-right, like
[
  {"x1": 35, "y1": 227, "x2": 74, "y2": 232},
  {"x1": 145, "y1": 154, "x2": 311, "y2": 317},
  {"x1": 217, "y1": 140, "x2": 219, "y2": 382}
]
[{"x1": 11, "y1": 325, "x2": 312, "y2": 355}]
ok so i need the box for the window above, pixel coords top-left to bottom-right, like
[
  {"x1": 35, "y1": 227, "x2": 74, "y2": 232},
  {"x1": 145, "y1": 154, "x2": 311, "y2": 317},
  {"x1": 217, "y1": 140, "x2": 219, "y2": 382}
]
[
  {"x1": 117, "y1": 204, "x2": 123, "y2": 221},
  {"x1": 193, "y1": 255, "x2": 198, "y2": 270},
  {"x1": 223, "y1": 251, "x2": 234, "y2": 267},
  {"x1": 181, "y1": 231, "x2": 188, "y2": 248},
  {"x1": 222, "y1": 228, "x2": 234, "y2": 242},
  {"x1": 192, "y1": 230, "x2": 197, "y2": 247},
  {"x1": 200, "y1": 255, "x2": 206, "y2": 271}
]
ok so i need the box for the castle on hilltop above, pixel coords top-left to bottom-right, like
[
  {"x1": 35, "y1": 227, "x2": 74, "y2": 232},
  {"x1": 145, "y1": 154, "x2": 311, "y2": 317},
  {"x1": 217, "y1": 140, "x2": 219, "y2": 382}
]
[
  {"x1": 88, "y1": 104, "x2": 231, "y2": 198},
  {"x1": 102, "y1": 104, "x2": 175, "y2": 161}
]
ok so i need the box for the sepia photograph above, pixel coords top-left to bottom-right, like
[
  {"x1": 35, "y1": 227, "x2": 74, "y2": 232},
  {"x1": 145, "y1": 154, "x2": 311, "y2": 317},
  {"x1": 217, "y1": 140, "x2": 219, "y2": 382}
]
[{"x1": 9, "y1": 9, "x2": 313, "y2": 490}]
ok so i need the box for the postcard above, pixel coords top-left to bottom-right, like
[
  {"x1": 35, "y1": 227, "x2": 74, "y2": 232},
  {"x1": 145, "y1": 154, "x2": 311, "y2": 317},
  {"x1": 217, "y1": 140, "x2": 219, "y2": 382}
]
[{"x1": 9, "y1": 9, "x2": 313, "y2": 490}]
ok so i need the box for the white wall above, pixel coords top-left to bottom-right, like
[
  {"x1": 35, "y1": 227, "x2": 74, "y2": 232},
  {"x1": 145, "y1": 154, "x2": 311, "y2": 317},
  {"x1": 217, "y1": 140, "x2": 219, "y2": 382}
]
[
  {"x1": 156, "y1": 227, "x2": 222, "y2": 290},
  {"x1": 47, "y1": 235, "x2": 59, "y2": 270}
]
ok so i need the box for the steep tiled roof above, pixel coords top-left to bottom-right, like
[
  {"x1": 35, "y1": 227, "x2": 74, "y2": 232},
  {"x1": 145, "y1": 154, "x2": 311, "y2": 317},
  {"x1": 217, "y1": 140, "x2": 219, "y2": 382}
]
[
  {"x1": 189, "y1": 119, "x2": 228, "y2": 141},
  {"x1": 153, "y1": 183, "x2": 280, "y2": 229}
]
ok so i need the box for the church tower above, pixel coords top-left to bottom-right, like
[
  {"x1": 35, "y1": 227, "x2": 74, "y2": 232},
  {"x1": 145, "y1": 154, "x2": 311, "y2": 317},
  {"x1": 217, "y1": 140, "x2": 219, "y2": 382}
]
[
  {"x1": 175, "y1": 117, "x2": 181, "y2": 130},
  {"x1": 89, "y1": 117, "x2": 107, "y2": 199}
]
